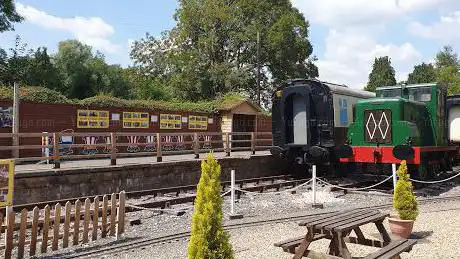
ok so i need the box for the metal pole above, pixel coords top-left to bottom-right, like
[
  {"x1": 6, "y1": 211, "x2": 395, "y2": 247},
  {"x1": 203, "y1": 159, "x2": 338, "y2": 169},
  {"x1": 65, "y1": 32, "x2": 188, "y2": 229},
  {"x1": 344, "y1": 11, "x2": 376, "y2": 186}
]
[
  {"x1": 12, "y1": 82, "x2": 19, "y2": 159},
  {"x1": 229, "y1": 169, "x2": 243, "y2": 219},
  {"x1": 231, "y1": 169, "x2": 235, "y2": 215},
  {"x1": 392, "y1": 163, "x2": 398, "y2": 192},
  {"x1": 312, "y1": 165, "x2": 316, "y2": 204},
  {"x1": 256, "y1": 30, "x2": 261, "y2": 106},
  {"x1": 312, "y1": 165, "x2": 323, "y2": 209}
]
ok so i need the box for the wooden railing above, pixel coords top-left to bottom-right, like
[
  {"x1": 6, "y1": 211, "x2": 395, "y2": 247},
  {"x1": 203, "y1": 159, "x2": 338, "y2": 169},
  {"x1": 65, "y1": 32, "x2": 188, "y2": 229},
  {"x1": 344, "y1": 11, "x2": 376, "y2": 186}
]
[
  {"x1": 0, "y1": 131, "x2": 273, "y2": 168},
  {"x1": 0, "y1": 191, "x2": 126, "y2": 259}
]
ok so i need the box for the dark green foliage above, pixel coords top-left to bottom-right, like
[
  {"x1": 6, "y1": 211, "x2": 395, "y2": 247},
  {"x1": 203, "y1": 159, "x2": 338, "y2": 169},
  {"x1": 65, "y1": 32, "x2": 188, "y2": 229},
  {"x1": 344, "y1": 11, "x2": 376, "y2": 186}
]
[
  {"x1": 393, "y1": 161, "x2": 419, "y2": 221},
  {"x1": 79, "y1": 94, "x2": 217, "y2": 113},
  {"x1": 0, "y1": 85, "x2": 248, "y2": 113},
  {"x1": 131, "y1": 0, "x2": 318, "y2": 104},
  {"x1": 0, "y1": 86, "x2": 73, "y2": 104},
  {"x1": 0, "y1": 0, "x2": 23, "y2": 32},
  {"x1": 365, "y1": 56, "x2": 397, "y2": 92},
  {"x1": 407, "y1": 63, "x2": 436, "y2": 84},
  {"x1": 188, "y1": 153, "x2": 234, "y2": 259},
  {"x1": 434, "y1": 45, "x2": 460, "y2": 95}
]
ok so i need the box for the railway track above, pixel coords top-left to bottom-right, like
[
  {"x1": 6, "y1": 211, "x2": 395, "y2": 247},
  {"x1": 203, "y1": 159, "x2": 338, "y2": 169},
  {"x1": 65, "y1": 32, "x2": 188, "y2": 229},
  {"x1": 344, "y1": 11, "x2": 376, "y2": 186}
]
[
  {"x1": 59, "y1": 194, "x2": 460, "y2": 259},
  {"x1": 9, "y1": 174, "x2": 307, "y2": 213}
]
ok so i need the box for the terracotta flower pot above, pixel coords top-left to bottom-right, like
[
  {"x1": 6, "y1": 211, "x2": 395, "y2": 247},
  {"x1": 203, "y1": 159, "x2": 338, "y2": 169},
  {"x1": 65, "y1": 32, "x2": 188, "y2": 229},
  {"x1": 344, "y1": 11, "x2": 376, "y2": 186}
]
[{"x1": 388, "y1": 216, "x2": 414, "y2": 239}]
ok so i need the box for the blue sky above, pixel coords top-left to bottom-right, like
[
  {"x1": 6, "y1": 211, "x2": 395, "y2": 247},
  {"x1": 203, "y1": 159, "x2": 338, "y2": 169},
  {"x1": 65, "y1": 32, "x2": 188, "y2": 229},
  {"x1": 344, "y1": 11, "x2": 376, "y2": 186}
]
[{"x1": 2, "y1": 0, "x2": 460, "y2": 88}]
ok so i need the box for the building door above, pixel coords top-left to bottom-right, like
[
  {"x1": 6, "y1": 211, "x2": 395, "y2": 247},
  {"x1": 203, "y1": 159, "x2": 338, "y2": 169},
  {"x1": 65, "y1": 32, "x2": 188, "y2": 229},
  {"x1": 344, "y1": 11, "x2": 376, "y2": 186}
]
[{"x1": 232, "y1": 114, "x2": 256, "y2": 147}]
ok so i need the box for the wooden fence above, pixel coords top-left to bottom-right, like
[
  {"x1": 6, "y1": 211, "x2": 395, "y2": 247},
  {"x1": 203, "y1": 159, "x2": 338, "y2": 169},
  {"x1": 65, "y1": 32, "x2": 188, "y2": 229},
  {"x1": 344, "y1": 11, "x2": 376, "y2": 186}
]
[
  {"x1": 0, "y1": 131, "x2": 273, "y2": 168},
  {"x1": 0, "y1": 191, "x2": 126, "y2": 259}
]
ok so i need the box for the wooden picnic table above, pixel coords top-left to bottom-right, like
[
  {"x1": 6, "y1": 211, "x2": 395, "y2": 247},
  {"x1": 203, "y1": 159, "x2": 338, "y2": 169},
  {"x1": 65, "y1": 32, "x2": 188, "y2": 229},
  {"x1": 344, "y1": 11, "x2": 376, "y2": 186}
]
[{"x1": 274, "y1": 209, "x2": 417, "y2": 259}]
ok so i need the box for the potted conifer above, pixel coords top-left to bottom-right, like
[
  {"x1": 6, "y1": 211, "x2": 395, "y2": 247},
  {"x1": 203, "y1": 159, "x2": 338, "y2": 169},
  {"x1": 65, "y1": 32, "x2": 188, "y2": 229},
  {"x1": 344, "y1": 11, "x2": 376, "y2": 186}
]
[{"x1": 388, "y1": 160, "x2": 419, "y2": 239}]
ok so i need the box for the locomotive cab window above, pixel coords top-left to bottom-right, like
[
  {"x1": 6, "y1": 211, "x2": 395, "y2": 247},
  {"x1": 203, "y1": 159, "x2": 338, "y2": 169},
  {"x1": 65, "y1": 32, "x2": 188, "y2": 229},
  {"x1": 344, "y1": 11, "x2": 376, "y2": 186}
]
[{"x1": 408, "y1": 87, "x2": 431, "y2": 102}]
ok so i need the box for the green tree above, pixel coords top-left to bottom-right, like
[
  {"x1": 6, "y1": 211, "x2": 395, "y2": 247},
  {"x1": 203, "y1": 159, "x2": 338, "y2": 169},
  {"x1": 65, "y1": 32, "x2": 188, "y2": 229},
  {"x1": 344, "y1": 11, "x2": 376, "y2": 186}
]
[
  {"x1": 393, "y1": 161, "x2": 419, "y2": 221},
  {"x1": 55, "y1": 40, "x2": 133, "y2": 99},
  {"x1": 0, "y1": 0, "x2": 23, "y2": 32},
  {"x1": 407, "y1": 63, "x2": 436, "y2": 84},
  {"x1": 0, "y1": 35, "x2": 32, "y2": 85},
  {"x1": 131, "y1": 0, "x2": 318, "y2": 103},
  {"x1": 27, "y1": 47, "x2": 61, "y2": 88},
  {"x1": 123, "y1": 67, "x2": 171, "y2": 100},
  {"x1": 434, "y1": 45, "x2": 460, "y2": 95},
  {"x1": 365, "y1": 56, "x2": 397, "y2": 92},
  {"x1": 188, "y1": 153, "x2": 234, "y2": 259}
]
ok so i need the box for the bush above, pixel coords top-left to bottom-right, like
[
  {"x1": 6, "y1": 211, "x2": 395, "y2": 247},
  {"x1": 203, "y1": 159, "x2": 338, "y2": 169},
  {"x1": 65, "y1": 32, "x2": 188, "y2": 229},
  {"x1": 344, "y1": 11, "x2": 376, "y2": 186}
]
[
  {"x1": 393, "y1": 160, "x2": 419, "y2": 220},
  {"x1": 188, "y1": 153, "x2": 234, "y2": 259}
]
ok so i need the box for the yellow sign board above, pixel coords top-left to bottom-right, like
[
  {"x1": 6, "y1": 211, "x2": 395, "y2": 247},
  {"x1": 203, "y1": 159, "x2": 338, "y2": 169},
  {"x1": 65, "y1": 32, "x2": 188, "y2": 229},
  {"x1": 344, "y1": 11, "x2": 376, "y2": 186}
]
[{"x1": 0, "y1": 159, "x2": 14, "y2": 208}]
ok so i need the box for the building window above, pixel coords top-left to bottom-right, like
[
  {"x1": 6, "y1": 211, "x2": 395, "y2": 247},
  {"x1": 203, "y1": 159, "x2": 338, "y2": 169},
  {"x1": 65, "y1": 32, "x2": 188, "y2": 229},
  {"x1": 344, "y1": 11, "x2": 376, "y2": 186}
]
[
  {"x1": 77, "y1": 109, "x2": 109, "y2": 128},
  {"x1": 160, "y1": 114, "x2": 182, "y2": 129},
  {"x1": 123, "y1": 112, "x2": 149, "y2": 128},
  {"x1": 189, "y1": 115, "x2": 208, "y2": 130}
]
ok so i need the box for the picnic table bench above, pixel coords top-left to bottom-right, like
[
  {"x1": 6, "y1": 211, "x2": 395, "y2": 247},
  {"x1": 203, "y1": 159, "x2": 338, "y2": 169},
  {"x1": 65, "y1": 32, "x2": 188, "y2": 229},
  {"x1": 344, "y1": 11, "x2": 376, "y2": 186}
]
[{"x1": 274, "y1": 209, "x2": 416, "y2": 259}]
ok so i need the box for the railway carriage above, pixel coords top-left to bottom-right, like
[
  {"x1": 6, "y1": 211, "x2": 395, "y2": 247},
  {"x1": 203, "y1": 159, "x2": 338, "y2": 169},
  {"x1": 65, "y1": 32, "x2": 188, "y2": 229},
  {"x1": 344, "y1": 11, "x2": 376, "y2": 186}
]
[
  {"x1": 448, "y1": 95, "x2": 460, "y2": 161},
  {"x1": 270, "y1": 78, "x2": 375, "y2": 173},
  {"x1": 338, "y1": 83, "x2": 460, "y2": 179}
]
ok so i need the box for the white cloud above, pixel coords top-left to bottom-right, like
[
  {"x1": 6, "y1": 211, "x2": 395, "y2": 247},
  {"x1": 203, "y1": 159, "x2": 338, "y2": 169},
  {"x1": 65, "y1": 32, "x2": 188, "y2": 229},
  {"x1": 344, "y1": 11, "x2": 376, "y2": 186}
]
[
  {"x1": 316, "y1": 29, "x2": 422, "y2": 88},
  {"x1": 292, "y1": 0, "x2": 452, "y2": 28},
  {"x1": 16, "y1": 3, "x2": 121, "y2": 53},
  {"x1": 290, "y1": 0, "x2": 435, "y2": 88},
  {"x1": 408, "y1": 11, "x2": 460, "y2": 42}
]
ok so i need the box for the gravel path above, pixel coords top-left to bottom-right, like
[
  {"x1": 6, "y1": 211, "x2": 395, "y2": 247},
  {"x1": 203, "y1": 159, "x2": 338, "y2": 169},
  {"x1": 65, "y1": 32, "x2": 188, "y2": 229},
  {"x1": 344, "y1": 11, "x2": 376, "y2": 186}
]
[
  {"x1": 78, "y1": 198, "x2": 460, "y2": 259},
  {"x1": 34, "y1": 167, "x2": 460, "y2": 259}
]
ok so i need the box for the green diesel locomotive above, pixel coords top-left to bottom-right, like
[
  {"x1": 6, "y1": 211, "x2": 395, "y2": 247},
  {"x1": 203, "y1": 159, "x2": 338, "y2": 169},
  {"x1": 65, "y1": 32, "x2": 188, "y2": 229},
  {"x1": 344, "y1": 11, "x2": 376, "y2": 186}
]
[{"x1": 337, "y1": 83, "x2": 459, "y2": 179}]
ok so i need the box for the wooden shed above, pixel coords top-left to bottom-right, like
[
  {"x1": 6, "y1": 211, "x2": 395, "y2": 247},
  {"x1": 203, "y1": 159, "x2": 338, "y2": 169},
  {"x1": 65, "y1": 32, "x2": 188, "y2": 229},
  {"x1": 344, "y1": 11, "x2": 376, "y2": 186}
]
[{"x1": 218, "y1": 99, "x2": 270, "y2": 148}]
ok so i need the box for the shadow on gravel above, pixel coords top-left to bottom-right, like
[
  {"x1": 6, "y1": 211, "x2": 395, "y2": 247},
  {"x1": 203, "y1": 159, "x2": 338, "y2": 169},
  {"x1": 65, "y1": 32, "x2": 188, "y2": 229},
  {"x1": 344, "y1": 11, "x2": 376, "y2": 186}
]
[
  {"x1": 37, "y1": 236, "x2": 144, "y2": 258},
  {"x1": 410, "y1": 230, "x2": 433, "y2": 243}
]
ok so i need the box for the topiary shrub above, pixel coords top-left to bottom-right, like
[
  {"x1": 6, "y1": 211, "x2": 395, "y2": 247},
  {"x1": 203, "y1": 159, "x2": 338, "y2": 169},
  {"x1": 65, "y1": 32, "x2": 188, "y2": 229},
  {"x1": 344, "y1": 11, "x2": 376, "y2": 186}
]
[
  {"x1": 188, "y1": 153, "x2": 234, "y2": 259},
  {"x1": 393, "y1": 160, "x2": 419, "y2": 220}
]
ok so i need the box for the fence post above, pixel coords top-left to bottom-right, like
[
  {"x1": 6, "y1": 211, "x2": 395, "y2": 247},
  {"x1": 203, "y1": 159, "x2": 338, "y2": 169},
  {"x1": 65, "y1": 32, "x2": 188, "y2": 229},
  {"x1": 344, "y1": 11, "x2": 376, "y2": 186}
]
[
  {"x1": 229, "y1": 169, "x2": 243, "y2": 219},
  {"x1": 53, "y1": 132, "x2": 60, "y2": 169},
  {"x1": 110, "y1": 132, "x2": 117, "y2": 165},
  {"x1": 312, "y1": 165, "x2": 324, "y2": 209},
  {"x1": 251, "y1": 132, "x2": 256, "y2": 155},
  {"x1": 194, "y1": 133, "x2": 199, "y2": 159},
  {"x1": 156, "y1": 133, "x2": 162, "y2": 162},
  {"x1": 4, "y1": 206, "x2": 14, "y2": 259},
  {"x1": 117, "y1": 191, "x2": 126, "y2": 238},
  {"x1": 225, "y1": 133, "x2": 230, "y2": 156},
  {"x1": 392, "y1": 163, "x2": 398, "y2": 193}
]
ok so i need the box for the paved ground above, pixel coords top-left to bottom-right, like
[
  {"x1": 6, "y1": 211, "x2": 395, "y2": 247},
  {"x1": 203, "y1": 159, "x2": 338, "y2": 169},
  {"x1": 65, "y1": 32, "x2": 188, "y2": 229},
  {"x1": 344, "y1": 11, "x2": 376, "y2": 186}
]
[{"x1": 14, "y1": 150, "x2": 270, "y2": 173}]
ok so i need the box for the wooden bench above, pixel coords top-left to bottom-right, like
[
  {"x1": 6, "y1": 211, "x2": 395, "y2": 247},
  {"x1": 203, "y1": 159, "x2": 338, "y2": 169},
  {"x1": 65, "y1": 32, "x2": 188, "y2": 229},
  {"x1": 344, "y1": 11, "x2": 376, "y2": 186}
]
[
  {"x1": 364, "y1": 239, "x2": 417, "y2": 259},
  {"x1": 274, "y1": 209, "x2": 417, "y2": 259}
]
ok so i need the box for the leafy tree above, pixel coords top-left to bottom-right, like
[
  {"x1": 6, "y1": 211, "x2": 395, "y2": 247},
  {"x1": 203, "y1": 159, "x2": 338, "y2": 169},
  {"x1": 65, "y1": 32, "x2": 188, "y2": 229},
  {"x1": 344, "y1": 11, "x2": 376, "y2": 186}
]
[
  {"x1": 54, "y1": 40, "x2": 134, "y2": 99},
  {"x1": 434, "y1": 45, "x2": 460, "y2": 95},
  {"x1": 131, "y1": 0, "x2": 318, "y2": 103},
  {"x1": 0, "y1": 35, "x2": 33, "y2": 85},
  {"x1": 407, "y1": 63, "x2": 436, "y2": 84},
  {"x1": 365, "y1": 56, "x2": 397, "y2": 92},
  {"x1": 0, "y1": 0, "x2": 23, "y2": 32},
  {"x1": 27, "y1": 47, "x2": 61, "y2": 88},
  {"x1": 123, "y1": 67, "x2": 171, "y2": 100},
  {"x1": 188, "y1": 153, "x2": 234, "y2": 259}
]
